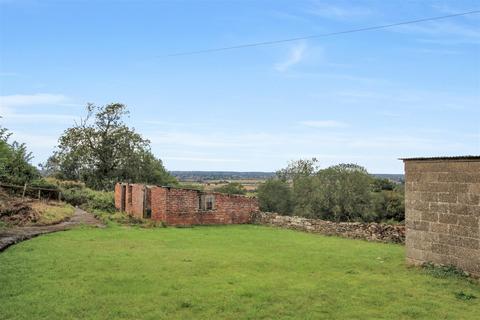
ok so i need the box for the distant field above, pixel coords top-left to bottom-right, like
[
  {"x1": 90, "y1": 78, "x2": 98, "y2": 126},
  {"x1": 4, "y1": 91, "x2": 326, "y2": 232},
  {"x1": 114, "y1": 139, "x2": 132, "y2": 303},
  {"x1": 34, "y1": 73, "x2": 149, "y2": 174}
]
[
  {"x1": 179, "y1": 179, "x2": 264, "y2": 192},
  {"x1": 171, "y1": 171, "x2": 404, "y2": 184},
  {"x1": 1, "y1": 225, "x2": 478, "y2": 319}
]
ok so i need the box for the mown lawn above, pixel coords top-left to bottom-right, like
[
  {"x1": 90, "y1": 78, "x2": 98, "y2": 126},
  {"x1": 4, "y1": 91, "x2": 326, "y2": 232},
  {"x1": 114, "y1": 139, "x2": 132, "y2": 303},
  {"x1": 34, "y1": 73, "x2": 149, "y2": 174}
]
[{"x1": 0, "y1": 225, "x2": 478, "y2": 319}]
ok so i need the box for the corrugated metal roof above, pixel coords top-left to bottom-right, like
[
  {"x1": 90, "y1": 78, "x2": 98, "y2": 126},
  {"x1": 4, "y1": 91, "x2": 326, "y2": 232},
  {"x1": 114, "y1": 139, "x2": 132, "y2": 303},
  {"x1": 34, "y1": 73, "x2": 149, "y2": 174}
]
[{"x1": 400, "y1": 155, "x2": 480, "y2": 161}]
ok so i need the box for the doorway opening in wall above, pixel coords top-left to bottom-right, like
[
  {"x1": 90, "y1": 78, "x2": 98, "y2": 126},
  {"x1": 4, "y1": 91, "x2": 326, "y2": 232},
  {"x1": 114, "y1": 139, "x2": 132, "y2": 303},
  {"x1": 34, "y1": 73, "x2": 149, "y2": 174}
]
[
  {"x1": 121, "y1": 185, "x2": 126, "y2": 211},
  {"x1": 200, "y1": 194, "x2": 215, "y2": 211},
  {"x1": 128, "y1": 185, "x2": 133, "y2": 207},
  {"x1": 143, "y1": 187, "x2": 151, "y2": 219}
]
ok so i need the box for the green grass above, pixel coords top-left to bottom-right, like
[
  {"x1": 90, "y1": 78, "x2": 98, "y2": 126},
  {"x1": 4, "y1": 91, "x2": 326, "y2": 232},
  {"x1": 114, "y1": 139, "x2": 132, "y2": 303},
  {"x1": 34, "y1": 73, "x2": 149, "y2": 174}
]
[{"x1": 0, "y1": 225, "x2": 478, "y2": 319}]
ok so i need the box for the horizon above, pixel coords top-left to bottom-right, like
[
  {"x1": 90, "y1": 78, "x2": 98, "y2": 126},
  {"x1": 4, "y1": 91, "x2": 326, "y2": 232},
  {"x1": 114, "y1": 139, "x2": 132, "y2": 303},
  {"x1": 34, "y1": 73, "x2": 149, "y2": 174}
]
[{"x1": 1, "y1": 0, "x2": 479, "y2": 174}]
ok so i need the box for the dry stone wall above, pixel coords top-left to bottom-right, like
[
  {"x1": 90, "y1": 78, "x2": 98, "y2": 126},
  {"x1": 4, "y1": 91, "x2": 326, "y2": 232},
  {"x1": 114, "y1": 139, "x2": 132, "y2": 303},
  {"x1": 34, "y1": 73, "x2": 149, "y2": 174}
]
[{"x1": 253, "y1": 212, "x2": 405, "y2": 244}]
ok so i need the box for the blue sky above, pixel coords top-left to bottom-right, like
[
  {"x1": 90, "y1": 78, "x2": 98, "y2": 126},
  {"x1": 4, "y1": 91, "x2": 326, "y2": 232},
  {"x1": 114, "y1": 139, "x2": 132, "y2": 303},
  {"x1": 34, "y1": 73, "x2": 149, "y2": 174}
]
[{"x1": 0, "y1": 0, "x2": 479, "y2": 173}]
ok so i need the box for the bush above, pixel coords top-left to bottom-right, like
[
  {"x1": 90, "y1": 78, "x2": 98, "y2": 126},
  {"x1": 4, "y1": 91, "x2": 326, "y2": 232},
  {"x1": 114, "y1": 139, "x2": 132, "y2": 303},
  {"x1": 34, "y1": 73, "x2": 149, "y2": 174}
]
[
  {"x1": 257, "y1": 179, "x2": 293, "y2": 215},
  {"x1": 314, "y1": 164, "x2": 373, "y2": 221},
  {"x1": 53, "y1": 181, "x2": 115, "y2": 212},
  {"x1": 214, "y1": 182, "x2": 246, "y2": 195},
  {"x1": 372, "y1": 189, "x2": 405, "y2": 222}
]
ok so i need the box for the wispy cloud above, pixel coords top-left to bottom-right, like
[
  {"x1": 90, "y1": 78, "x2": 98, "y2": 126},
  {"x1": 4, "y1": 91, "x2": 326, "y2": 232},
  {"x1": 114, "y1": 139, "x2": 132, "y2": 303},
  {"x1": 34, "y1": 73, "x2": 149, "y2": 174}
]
[
  {"x1": 274, "y1": 42, "x2": 307, "y2": 72},
  {"x1": 394, "y1": 20, "x2": 480, "y2": 45},
  {"x1": 307, "y1": 2, "x2": 374, "y2": 20},
  {"x1": 300, "y1": 120, "x2": 348, "y2": 128},
  {"x1": 0, "y1": 72, "x2": 22, "y2": 77},
  {"x1": 1, "y1": 113, "x2": 78, "y2": 124},
  {"x1": 0, "y1": 93, "x2": 74, "y2": 108}
]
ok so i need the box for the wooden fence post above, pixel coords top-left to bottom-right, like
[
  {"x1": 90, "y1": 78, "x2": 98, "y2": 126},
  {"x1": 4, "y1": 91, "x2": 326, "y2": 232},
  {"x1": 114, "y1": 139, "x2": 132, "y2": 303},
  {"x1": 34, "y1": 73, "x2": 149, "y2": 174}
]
[{"x1": 22, "y1": 183, "x2": 27, "y2": 199}]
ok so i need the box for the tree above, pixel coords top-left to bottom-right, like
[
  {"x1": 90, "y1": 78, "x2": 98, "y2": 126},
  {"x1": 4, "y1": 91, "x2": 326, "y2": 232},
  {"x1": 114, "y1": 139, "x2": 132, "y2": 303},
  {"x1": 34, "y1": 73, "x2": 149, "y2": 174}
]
[
  {"x1": 257, "y1": 179, "x2": 293, "y2": 214},
  {"x1": 0, "y1": 124, "x2": 40, "y2": 185},
  {"x1": 214, "y1": 182, "x2": 246, "y2": 195},
  {"x1": 315, "y1": 164, "x2": 374, "y2": 221},
  {"x1": 276, "y1": 158, "x2": 320, "y2": 218},
  {"x1": 44, "y1": 103, "x2": 176, "y2": 190},
  {"x1": 276, "y1": 158, "x2": 319, "y2": 181},
  {"x1": 371, "y1": 177, "x2": 396, "y2": 192}
]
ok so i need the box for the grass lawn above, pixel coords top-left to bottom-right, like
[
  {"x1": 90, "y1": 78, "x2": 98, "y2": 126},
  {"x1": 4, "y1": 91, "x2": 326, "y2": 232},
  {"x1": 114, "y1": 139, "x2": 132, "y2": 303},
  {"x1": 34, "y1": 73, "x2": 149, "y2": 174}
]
[{"x1": 0, "y1": 225, "x2": 478, "y2": 319}]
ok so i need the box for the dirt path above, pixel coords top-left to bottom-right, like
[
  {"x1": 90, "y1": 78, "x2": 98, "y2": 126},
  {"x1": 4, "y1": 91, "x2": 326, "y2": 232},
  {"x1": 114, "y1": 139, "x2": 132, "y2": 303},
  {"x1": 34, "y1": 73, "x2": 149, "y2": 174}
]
[{"x1": 0, "y1": 207, "x2": 104, "y2": 252}]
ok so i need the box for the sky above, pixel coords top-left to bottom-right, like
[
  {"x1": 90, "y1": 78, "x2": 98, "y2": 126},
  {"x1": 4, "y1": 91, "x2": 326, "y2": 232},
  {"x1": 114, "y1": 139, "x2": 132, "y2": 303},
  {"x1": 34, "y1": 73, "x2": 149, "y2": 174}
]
[{"x1": 0, "y1": 0, "x2": 479, "y2": 173}]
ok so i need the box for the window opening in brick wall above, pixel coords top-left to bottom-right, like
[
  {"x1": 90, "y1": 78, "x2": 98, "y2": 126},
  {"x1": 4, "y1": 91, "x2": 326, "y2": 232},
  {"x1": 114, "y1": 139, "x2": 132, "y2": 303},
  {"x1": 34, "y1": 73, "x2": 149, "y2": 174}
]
[{"x1": 200, "y1": 194, "x2": 215, "y2": 211}]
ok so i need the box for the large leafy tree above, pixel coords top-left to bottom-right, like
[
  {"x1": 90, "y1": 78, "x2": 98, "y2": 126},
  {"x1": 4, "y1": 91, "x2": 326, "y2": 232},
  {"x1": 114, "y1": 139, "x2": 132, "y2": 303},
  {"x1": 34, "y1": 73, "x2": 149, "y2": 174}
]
[
  {"x1": 44, "y1": 103, "x2": 176, "y2": 190},
  {"x1": 260, "y1": 159, "x2": 378, "y2": 222},
  {"x1": 315, "y1": 164, "x2": 373, "y2": 221}
]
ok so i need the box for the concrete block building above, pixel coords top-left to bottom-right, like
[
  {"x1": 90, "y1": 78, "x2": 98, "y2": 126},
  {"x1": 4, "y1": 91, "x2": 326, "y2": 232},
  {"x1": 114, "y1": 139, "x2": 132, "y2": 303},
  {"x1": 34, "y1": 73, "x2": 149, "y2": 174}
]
[
  {"x1": 114, "y1": 183, "x2": 259, "y2": 226},
  {"x1": 403, "y1": 156, "x2": 480, "y2": 277}
]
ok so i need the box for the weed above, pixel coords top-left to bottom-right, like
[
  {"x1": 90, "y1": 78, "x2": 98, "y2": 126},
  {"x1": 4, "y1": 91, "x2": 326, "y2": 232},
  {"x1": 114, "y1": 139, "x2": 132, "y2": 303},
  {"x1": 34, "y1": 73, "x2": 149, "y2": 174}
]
[
  {"x1": 455, "y1": 291, "x2": 477, "y2": 301},
  {"x1": 422, "y1": 262, "x2": 469, "y2": 279}
]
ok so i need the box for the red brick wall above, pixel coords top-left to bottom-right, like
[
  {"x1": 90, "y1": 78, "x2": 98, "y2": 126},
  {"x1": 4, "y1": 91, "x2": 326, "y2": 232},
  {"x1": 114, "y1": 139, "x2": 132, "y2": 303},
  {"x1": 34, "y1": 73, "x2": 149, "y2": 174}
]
[
  {"x1": 125, "y1": 184, "x2": 145, "y2": 219},
  {"x1": 151, "y1": 187, "x2": 167, "y2": 221},
  {"x1": 114, "y1": 183, "x2": 122, "y2": 210},
  {"x1": 163, "y1": 188, "x2": 202, "y2": 225},
  {"x1": 162, "y1": 188, "x2": 258, "y2": 226},
  {"x1": 115, "y1": 183, "x2": 260, "y2": 226}
]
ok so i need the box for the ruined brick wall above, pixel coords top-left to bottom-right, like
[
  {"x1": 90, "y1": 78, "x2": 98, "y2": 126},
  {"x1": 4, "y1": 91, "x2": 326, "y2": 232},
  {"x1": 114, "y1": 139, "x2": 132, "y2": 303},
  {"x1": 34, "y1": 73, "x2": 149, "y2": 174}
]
[
  {"x1": 163, "y1": 188, "x2": 202, "y2": 225},
  {"x1": 115, "y1": 183, "x2": 259, "y2": 226},
  {"x1": 161, "y1": 188, "x2": 259, "y2": 226},
  {"x1": 125, "y1": 184, "x2": 145, "y2": 219},
  {"x1": 150, "y1": 187, "x2": 167, "y2": 221},
  {"x1": 114, "y1": 183, "x2": 122, "y2": 210},
  {"x1": 404, "y1": 158, "x2": 480, "y2": 277}
]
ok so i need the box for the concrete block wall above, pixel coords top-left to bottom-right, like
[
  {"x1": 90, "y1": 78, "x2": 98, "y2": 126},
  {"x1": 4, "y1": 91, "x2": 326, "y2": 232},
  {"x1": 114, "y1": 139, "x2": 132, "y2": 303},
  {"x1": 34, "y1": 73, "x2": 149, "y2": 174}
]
[{"x1": 404, "y1": 157, "x2": 480, "y2": 277}]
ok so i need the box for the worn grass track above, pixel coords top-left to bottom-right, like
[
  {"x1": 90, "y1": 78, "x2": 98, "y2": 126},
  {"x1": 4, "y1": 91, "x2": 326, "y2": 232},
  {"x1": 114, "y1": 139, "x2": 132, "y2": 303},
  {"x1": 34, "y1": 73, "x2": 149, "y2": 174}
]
[{"x1": 0, "y1": 225, "x2": 478, "y2": 319}]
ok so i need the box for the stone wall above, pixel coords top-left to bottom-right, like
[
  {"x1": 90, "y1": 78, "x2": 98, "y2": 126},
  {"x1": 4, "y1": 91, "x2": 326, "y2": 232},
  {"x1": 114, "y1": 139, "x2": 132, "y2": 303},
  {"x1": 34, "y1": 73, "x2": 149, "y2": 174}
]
[
  {"x1": 403, "y1": 157, "x2": 480, "y2": 277},
  {"x1": 253, "y1": 212, "x2": 405, "y2": 243}
]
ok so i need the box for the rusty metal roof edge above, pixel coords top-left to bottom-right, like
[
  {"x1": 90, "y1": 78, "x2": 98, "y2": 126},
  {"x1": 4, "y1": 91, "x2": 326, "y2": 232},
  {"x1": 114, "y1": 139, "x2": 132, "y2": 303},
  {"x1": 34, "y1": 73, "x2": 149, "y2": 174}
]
[{"x1": 399, "y1": 155, "x2": 480, "y2": 161}]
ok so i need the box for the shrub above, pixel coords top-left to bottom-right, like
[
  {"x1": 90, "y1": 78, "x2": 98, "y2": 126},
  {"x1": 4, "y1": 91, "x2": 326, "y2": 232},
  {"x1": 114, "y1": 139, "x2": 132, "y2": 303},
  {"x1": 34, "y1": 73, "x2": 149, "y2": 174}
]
[
  {"x1": 214, "y1": 182, "x2": 246, "y2": 195},
  {"x1": 54, "y1": 181, "x2": 115, "y2": 212},
  {"x1": 257, "y1": 179, "x2": 293, "y2": 215},
  {"x1": 372, "y1": 189, "x2": 405, "y2": 222}
]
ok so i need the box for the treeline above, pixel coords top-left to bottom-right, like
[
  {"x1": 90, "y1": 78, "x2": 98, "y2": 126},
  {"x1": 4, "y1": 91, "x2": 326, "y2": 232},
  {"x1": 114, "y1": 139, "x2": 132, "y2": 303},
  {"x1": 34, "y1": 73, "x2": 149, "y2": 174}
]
[
  {"x1": 172, "y1": 171, "x2": 276, "y2": 181},
  {"x1": 257, "y1": 159, "x2": 404, "y2": 223}
]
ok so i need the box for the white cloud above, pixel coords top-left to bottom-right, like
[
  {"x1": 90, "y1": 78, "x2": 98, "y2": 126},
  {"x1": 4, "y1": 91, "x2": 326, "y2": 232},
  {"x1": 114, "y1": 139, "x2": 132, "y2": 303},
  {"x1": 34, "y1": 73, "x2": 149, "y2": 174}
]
[
  {"x1": 393, "y1": 20, "x2": 480, "y2": 44},
  {"x1": 307, "y1": 2, "x2": 373, "y2": 20},
  {"x1": 0, "y1": 93, "x2": 75, "y2": 108},
  {"x1": 1, "y1": 113, "x2": 78, "y2": 124},
  {"x1": 275, "y1": 42, "x2": 307, "y2": 72},
  {"x1": 300, "y1": 120, "x2": 348, "y2": 128}
]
